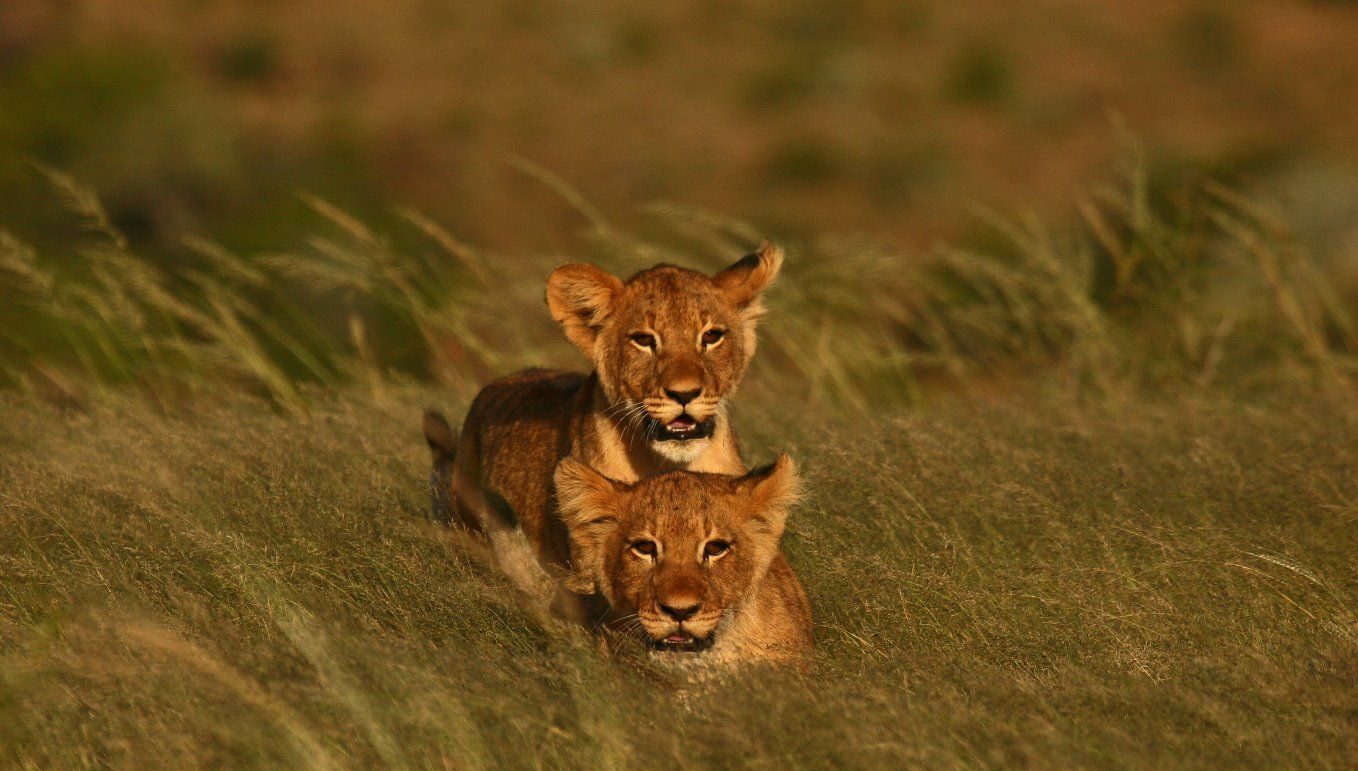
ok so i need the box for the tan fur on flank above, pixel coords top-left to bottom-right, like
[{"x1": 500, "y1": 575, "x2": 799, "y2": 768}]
[{"x1": 423, "y1": 243, "x2": 786, "y2": 628}]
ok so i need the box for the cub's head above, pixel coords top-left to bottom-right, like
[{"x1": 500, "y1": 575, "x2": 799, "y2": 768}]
[
  {"x1": 546, "y1": 243, "x2": 783, "y2": 463},
  {"x1": 554, "y1": 455, "x2": 799, "y2": 655}
]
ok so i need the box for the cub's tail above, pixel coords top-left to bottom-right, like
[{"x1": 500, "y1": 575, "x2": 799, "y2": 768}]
[{"x1": 422, "y1": 410, "x2": 458, "y2": 525}]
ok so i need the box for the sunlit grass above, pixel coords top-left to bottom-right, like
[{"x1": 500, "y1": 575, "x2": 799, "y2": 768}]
[
  {"x1": 1, "y1": 155, "x2": 1354, "y2": 416},
  {"x1": 1, "y1": 387, "x2": 1354, "y2": 767},
  {"x1": 0, "y1": 160, "x2": 1355, "y2": 767}
]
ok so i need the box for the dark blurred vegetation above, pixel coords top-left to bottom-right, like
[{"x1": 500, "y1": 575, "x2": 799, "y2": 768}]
[{"x1": 3, "y1": 0, "x2": 1358, "y2": 256}]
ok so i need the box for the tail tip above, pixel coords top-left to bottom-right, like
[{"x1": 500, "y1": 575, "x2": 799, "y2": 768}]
[{"x1": 423, "y1": 409, "x2": 457, "y2": 455}]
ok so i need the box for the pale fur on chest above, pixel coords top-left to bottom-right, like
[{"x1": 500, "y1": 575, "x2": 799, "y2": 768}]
[{"x1": 581, "y1": 411, "x2": 744, "y2": 482}]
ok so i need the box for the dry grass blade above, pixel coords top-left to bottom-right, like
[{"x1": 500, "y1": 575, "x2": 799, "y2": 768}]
[{"x1": 506, "y1": 153, "x2": 612, "y2": 235}]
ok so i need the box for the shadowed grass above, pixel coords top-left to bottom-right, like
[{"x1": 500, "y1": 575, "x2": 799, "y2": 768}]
[{"x1": 1, "y1": 386, "x2": 1355, "y2": 768}]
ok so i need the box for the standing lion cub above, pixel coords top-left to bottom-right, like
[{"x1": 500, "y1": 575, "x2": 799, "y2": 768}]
[{"x1": 423, "y1": 243, "x2": 811, "y2": 665}]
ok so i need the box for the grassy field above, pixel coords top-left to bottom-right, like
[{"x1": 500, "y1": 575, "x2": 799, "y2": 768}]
[
  {"x1": 4, "y1": 2, "x2": 1358, "y2": 765},
  {"x1": 1, "y1": 160, "x2": 1356, "y2": 767},
  {"x1": 1, "y1": 383, "x2": 1355, "y2": 768}
]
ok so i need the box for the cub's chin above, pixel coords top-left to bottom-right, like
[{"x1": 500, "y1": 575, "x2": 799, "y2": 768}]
[{"x1": 650, "y1": 435, "x2": 709, "y2": 464}]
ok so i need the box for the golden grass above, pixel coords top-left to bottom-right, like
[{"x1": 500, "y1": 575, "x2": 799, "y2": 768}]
[
  {"x1": 1, "y1": 386, "x2": 1354, "y2": 767},
  {"x1": 1, "y1": 156, "x2": 1353, "y2": 418}
]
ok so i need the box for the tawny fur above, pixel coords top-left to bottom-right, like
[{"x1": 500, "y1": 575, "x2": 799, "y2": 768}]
[
  {"x1": 423, "y1": 243, "x2": 795, "y2": 642},
  {"x1": 556, "y1": 456, "x2": 814, "y2": 668}
]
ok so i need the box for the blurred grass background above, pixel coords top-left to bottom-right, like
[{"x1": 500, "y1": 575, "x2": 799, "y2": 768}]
[
  {"x1": 4, "y1": 0, "x2": 1358, "y2": 255},
  {"x1": 1, "y1": 0, "x2": 1357, "y2": 405},
  {"x1": 1, "y1": 1, "x2": 1358, "y2": 768}
]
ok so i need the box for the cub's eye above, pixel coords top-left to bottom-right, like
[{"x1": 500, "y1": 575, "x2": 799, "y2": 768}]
[
  {"x1": 702, "y1": 540, "x2": 730, "y2": 559},
  {"x1": 630, "y1": 540, "x2": 658, "y2": 558},
  {"x1": 701, "y1": 328, "x2": 725, "y2": 347},
  {"x1": 629, "y1": 333, "x2": 657, "y2": 350}
]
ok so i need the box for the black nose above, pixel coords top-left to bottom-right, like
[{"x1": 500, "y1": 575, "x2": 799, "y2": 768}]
[
  {"x1": 659, "y1": 601, "x2": 701, "y2": 621},
  {"x1": 664, "y1": 388, "x2": 701, "y2": 406}
]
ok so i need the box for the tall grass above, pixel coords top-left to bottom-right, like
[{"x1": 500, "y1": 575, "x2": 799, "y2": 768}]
[
  {"x1": 2, "y1": 159, "x2": 1356, "y2": 768},
  {"x1": 2, "y1": 384, "x2": 1354, "y2": 768},
  {"x1": 0, "y1": 169, "x2": 331, "y2": 413},
  {"x1": 1, "y1": 156, "x2": 1354, "y2": 413}
]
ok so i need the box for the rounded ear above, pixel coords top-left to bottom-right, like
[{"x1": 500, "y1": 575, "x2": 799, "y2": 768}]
[
  {"x1": 554, "y1": 458, "x2": 629, "y2": 594},
  {"x1": 554, "y1": 458, "x2": 627, "y2": 524},
  {"x1": 713, "y1": 240, "x2": 784, "y2": 313},
  {"x1": 734, "y1": 453, "x2": 801, "y2": 537},
  {"x1": 546, "y1": 264, "x2": 624, "y2": 357}
]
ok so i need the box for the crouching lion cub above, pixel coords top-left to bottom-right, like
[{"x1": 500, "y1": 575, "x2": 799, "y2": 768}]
[{"x1": 555, "y1": 455, "x2": 813, "y2": 668}]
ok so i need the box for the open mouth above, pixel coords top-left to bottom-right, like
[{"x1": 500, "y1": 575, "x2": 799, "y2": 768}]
[
  {"x1": 648, "y1": 414, "x2": 716, "y2": 442},
  {"x1": 649, "y1": 631, "x2": 715, "y2": 653}
]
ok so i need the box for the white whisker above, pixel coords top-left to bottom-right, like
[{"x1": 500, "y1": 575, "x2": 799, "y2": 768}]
[{"x1": 619, "y1": 402, "x2": 649, "y2": 448}]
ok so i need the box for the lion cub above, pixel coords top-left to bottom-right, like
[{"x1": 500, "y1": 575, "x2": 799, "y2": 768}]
[
  {"x1": 555, "y1": 455, "x2": 813, "y2": 667},
  {"x1": 423, "y1": 245, "x2": 785, "y2": 614}
]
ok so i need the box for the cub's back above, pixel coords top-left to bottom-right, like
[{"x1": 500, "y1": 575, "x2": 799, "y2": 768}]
[{"x1": 458, "y1": 368, "x2": 588, "y2": 564}]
